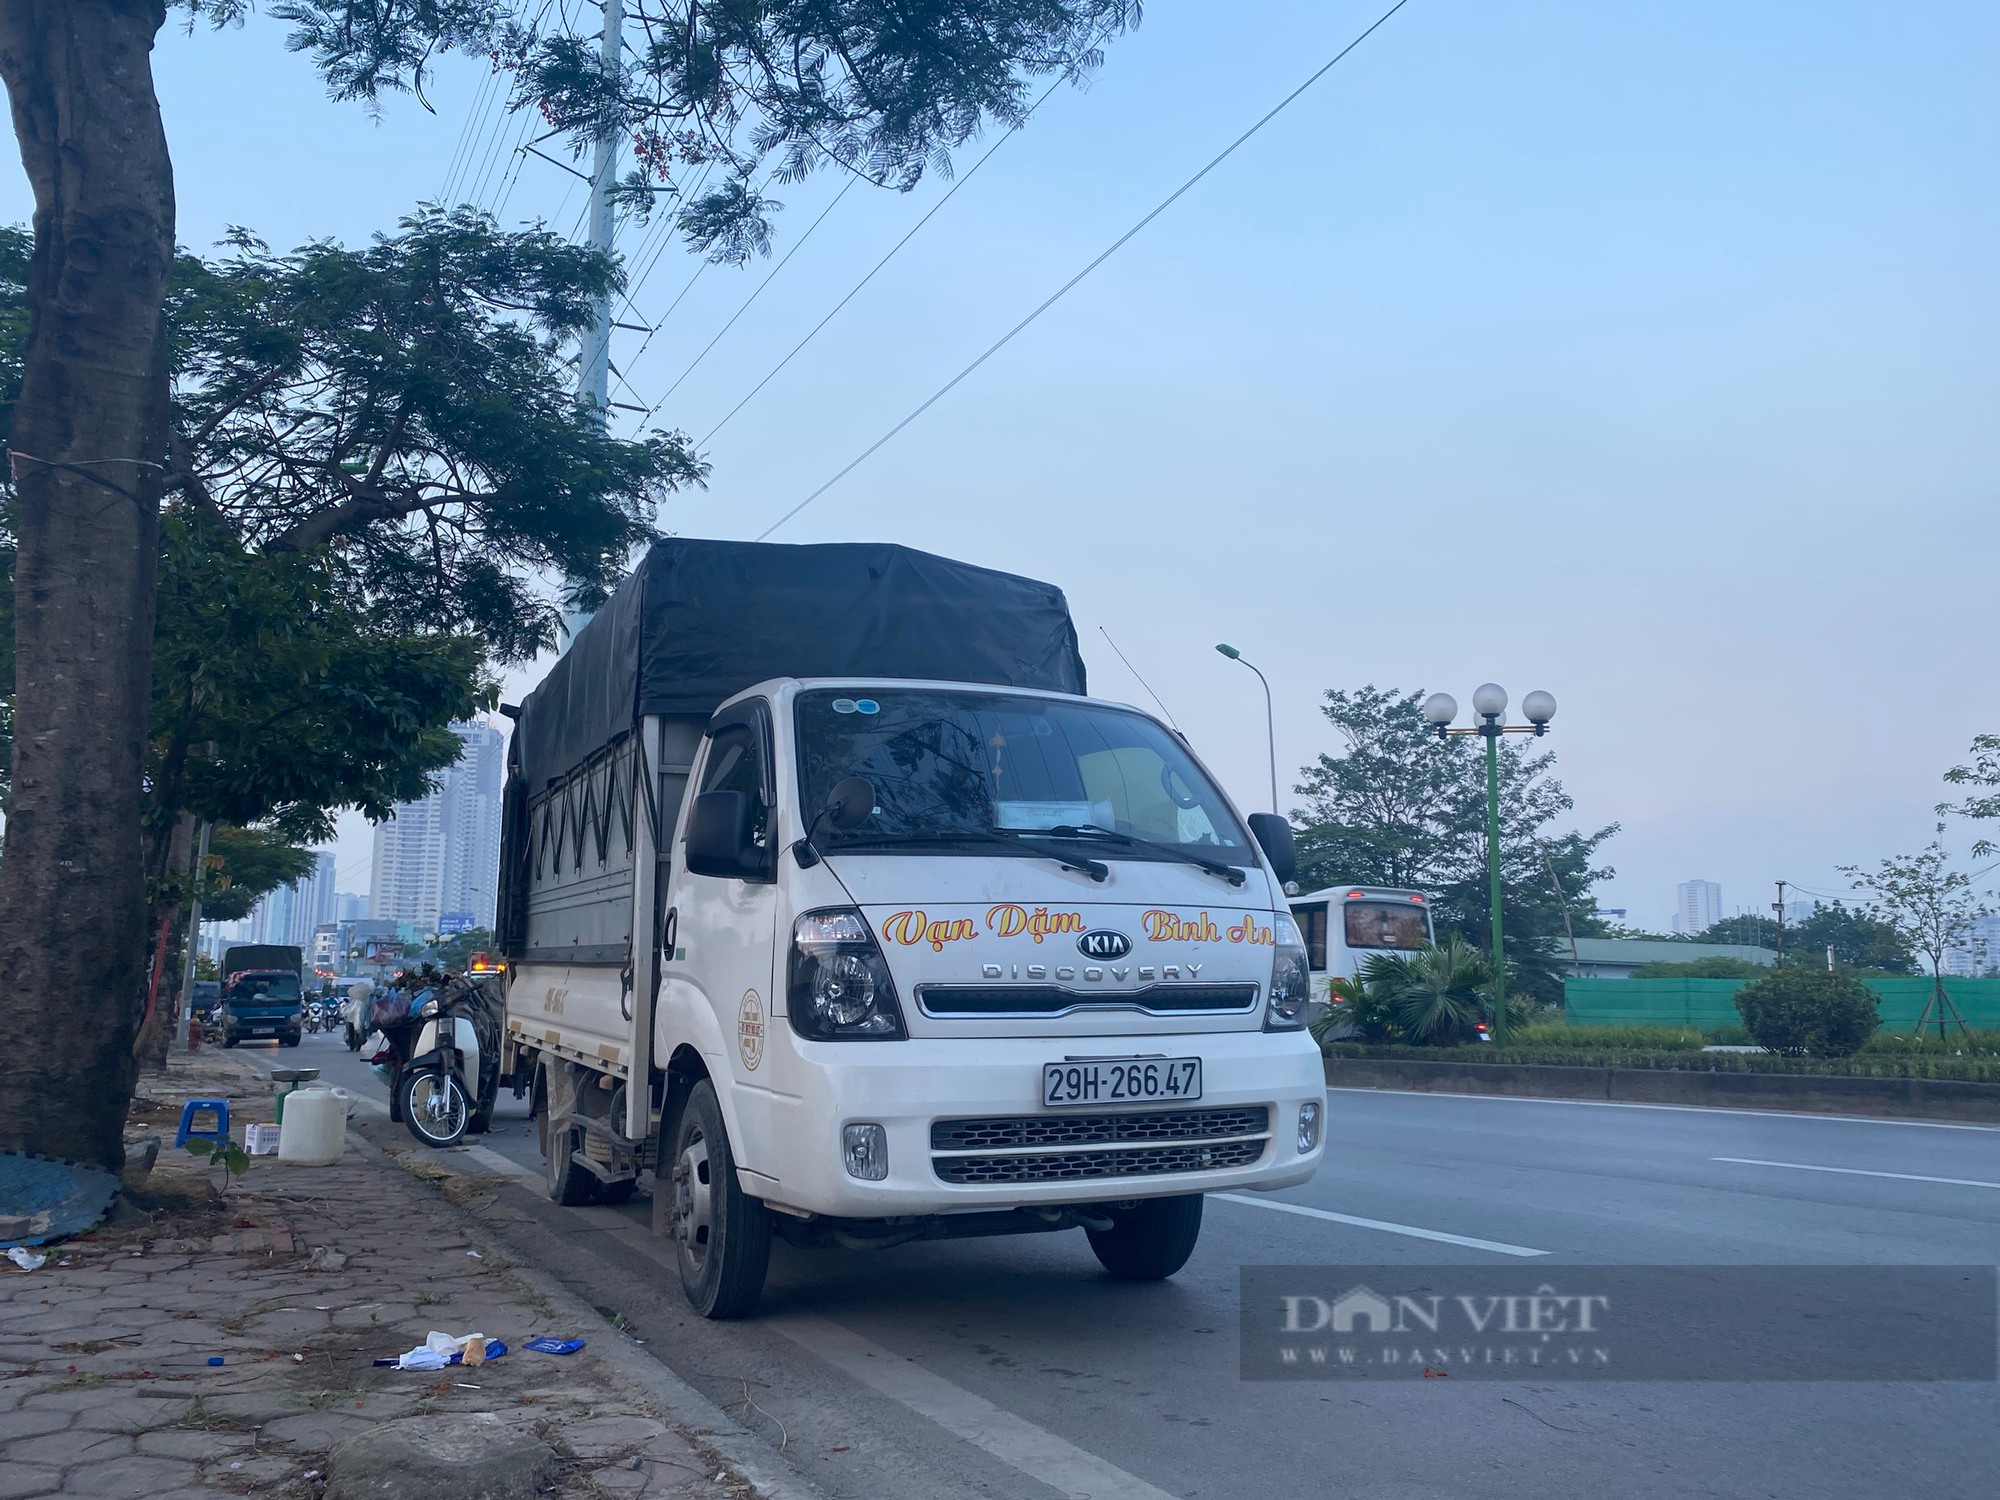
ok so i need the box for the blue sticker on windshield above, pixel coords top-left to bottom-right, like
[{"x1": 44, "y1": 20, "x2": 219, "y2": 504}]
[
  {"x1": 831, "y1": 698, "x2": 859, "y2": 714},
  {"x1": 854, "y1": 699, "x2": 880, "y2": 714}
]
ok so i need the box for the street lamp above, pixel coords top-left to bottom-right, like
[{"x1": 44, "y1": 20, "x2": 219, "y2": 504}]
[
  {"x1": 1423, "y1": 684, "x2": 1558, "y2": 1046},
  {"x1": 1215, "y1": 644, "x2": 1279, "y2": 814}
]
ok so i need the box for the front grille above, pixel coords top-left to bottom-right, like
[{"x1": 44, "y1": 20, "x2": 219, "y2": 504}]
[
  {"x1": 931, "y1": 1106, "x2": 1269, "y2": 1152},
  {"x1": 917, "y1": 983, "x2": 1258, "y2": 1016},
  {"x1": 934, "y1": 1137, "x2": 1266, "y2": 1185}
]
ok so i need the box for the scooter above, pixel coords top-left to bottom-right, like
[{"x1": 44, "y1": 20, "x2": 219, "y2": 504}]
[{"x1": 364, "y1": 975, "x2": 500, "y2": 1149}]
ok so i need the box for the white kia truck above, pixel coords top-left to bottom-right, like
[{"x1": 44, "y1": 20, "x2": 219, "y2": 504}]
[{"x1": 497, "y1": 539, "x2": 1324, "y2": 1317}]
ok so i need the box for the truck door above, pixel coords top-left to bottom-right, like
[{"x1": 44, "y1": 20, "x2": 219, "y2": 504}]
[{"x1": 662, "y1": 700, "x2": 781, "y2": 1171}]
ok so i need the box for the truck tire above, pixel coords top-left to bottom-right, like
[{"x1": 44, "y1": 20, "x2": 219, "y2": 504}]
[
  {"x1": 667, "y1": 1080, "x2": 770, "y2": 1319},
  {"x1": 1086, "y1": 1194, "x2": 1204, "y2": 1281},
  {"x1": 537, "y1": 1064, "x2": 597, "y2": 1206}
]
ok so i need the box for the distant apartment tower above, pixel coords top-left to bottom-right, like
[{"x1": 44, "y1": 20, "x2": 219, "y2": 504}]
[
  {"x1": 1673, "y1": 880, "x2": 1724, "y2": 936},
  {"x1": 251, "y1": 852, "x2": 337, "y2": 948},
  {"x1": 370, "y1": 719, "x2": 506, "y2": 935}
]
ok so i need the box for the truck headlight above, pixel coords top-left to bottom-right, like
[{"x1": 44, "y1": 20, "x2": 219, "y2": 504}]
[
  {"x1": 1265, "y1": 913, "x2": 1310, "y2": 1031},
  {"x1": 788, "y1": 908, "x2": 907, "y2": 1041}
]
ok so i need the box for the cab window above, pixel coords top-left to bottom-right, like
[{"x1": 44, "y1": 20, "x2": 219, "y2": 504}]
[{"x1": 700, "y1": 724, "x2": 768, "y2": 845}]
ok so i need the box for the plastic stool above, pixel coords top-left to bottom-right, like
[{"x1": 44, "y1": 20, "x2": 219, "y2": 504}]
[{"x1": 174, "y1": 1098, "x2": 230, "y2": 1149}]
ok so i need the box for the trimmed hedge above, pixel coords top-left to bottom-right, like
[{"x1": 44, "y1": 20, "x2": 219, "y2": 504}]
[{"x1": 1321, "y1": 1041, "x2": 2000, "y2": 1084}]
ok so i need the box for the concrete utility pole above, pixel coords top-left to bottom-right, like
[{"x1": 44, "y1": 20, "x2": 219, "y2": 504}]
[
  {"x1": 1772, "y1": 880, "x2": 1787, "y2": 966},
  {"x1": 579, "y1": 0, "x2": 624, "y2": 419}
]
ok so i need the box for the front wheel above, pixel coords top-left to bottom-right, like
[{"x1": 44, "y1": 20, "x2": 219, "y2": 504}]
[
  {"x1": 1086, "y1": 1194, "x2": 1204, "y2": 1281},
  {"x1": 668, "y1": 1081, "x2": 770, "y2": 1319},
  {"x1": 401, "y1": 1069, "x2": 469, "y2": 1148}
]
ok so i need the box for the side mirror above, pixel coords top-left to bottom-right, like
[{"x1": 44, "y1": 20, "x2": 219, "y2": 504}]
[
  {"x1": 684, "y1": 790, "x2": 772, "y2": 882},
  {"x1": 826, "y1": 776, "x2": 876, "y2": 831},
  {"x1": 1246, "y1": 813, "x2": 1297, "y2": 886}
]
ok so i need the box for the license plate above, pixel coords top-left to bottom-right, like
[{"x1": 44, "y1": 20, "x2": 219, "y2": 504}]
[{"x1": 1042, "y1": 1058, "x2": 1202, "y2": 1107}]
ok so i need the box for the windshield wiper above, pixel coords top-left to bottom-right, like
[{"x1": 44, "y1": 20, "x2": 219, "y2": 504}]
[
  {"x1": 1043, "y1": 823, "x2": 1247, "y2": 887},
  {"x1": 834, "y1": 828, "x2": 1108, "y2": 882}
]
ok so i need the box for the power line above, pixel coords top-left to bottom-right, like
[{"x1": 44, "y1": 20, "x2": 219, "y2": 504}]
[
  {"x1": 753, "y1": 0, "x2": 1415, "y2": 541},
  {"x1": 638, "y1": 177, "x2": 859, "y2": 419},
  {"x1": 697, "y1": 61, "x2": 1087, "y2": 449}
]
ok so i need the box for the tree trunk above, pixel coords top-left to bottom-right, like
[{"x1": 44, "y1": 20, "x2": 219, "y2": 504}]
[{"x1": 0, "y1": 0, "x2": 174, "y2": 1169}]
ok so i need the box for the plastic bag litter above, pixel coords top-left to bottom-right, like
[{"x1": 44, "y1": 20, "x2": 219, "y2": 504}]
[
  {"x1": 378, "y1": 1332, "x2": 508, "y2": 1370},
  {"x1": 523, "y1": 1337, "x2": 586, "y2": 1355},
  {"x1": 5, "y1": 1247, "x2": 47, "y2": 1272}
]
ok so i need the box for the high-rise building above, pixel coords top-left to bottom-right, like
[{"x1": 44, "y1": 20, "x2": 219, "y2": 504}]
[
  {"x1": 250, "y1": 852, "x2": 338, "y2": 949},
  {"x1": 336, "y1": 892, "x2": 369, "y2": 922},
  {"x1": 1673, "y1": 879, "x2": 1724, "y2": 936},
  {"x1": 370, "y1": 719, "x2": 506, "y2": 935}
]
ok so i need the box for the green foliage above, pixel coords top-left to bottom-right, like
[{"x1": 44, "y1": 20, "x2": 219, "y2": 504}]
[
  {"x1": 1629, "y1": 957, "x2": 1772, "y2": 980},
  {"x1": 148, "y1": 511, "x2": 482, "y2": 846},
  {"x1": 197, "y1": 827, "x2": 317, "y2": 924},
  {"x1": 1695, "y1": 904, "x2": 1913, "y2": 974},
  {"x1": 1734, "y1": 969, "x2": 1881, "y2": 1058},
  {"x1": 252, "y1": 3, "x2": 1138, "y2": 264},
  {"x1": 1860, "y1": 1028, "x2": 2000, "y2": 1058},
  {"x1": 1704, "y1": 1023, "x2": 1752, "y2": 1045},
  {"x1": 163, "y1": 209, "x2": 703, "y2": 657},
  {"x1": 1943, "y1": 733, "x2": 2000, "y2": 854},
  {"x1": 1291, "y1": 686, "x2": 1618, "y2": 1006},
  {"x1": 1508, "y1": 1022, "x2": 1705, "y2": 1051},
  {"x1": 1840, "y1": 833, "x2": 1986, "y2": 981},
  {"x1": 1357, "y1": 938, "x2": 1494, "y2": 1047},
  {"x1": 183, "y1": 1137, "x2": 250, "y2": 1191}
]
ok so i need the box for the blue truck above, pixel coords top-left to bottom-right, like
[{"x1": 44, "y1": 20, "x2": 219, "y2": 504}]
[{"x1": 215, "y1": 944, "x2": 306, "y2": 1048}]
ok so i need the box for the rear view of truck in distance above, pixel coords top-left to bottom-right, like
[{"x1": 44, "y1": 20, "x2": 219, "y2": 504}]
[{"x1": 497, "y1": 539, "x2": 1325, "y2": 1317}]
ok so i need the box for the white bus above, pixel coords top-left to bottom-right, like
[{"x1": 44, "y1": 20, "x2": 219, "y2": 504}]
[{"x1": 1287, "y1": 886, "x2": 1434, "y2": 1013}]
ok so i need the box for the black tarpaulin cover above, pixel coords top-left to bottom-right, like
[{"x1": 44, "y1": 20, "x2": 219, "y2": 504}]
[{"x1": 515, "y1": 538, "x2": 1086, "y2": 789}]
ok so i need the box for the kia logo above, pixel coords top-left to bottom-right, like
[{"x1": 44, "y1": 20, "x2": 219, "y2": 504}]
[{"x1": 1076, "y1": 930, "x2": 1132, "y2": 961}]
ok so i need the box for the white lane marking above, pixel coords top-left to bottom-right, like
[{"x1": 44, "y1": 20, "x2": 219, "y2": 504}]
[
  {"x1": 1713, "y1": 1157, "x2": 2000, "y2": 1190},
  {"x1": 763, "y1": 1307, "x2": 1181, "y2": 1500},
  {"x1": 1213, "y1": 1192, "x2": 1549, "y2": 1257},
  {"x1": 1328, "y1": 1086, "x2": 2000, "y2": 1133}
]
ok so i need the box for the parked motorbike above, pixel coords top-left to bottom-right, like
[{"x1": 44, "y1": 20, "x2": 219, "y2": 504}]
[{"x1": 361, "y1": 969, "x2": 502, "y2": 1149}]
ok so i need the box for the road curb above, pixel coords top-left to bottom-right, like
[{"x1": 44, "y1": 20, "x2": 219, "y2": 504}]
[
  {"x1": 342, "y1": 1127, "x2": 834, "y2": 1500},
  {"x1": 1323, "y1": 1054, "x2": 2000, "y2": 1122}
]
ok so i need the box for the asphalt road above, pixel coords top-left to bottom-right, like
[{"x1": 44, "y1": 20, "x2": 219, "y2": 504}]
[{"x1": 244, "y1": 1030, "x2": 2000, "y2": 1499}]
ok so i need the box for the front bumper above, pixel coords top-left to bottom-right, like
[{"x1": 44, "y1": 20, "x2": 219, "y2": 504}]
[{"x1": 738, "y1": 1029, "x2": 1324, "y2": 1219}]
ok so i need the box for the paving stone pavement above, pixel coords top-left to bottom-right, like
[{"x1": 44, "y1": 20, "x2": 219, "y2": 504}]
[{"x1": 1, "y1": 1050, "x2": 757, "y2": 1499}]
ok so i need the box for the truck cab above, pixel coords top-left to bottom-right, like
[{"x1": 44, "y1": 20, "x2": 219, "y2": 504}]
[
  {"x1": 498, "y1": 541, "x2": 1325, "y2": 1318},
  {"x1": 216, "y1": 969, "x2": 304, "y2": 1047}
]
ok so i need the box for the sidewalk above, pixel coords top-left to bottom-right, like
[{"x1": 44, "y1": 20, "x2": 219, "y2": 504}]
[{"x1": 0, "y1": 1049, "x2": 757, "y2": 1499}]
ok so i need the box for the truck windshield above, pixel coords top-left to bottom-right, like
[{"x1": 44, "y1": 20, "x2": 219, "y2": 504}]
[
  {"x1": 795, "y1": 689, "x2": 1252, "y2": 863},
  {"x1": 227, "y1": 974, "x2": 301, "y2": 1005}
]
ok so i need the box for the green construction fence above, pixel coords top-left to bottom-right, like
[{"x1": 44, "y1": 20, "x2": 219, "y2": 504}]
[{"x1": 1563, "y1": 977, "x2": 2000, "y2": 1032}]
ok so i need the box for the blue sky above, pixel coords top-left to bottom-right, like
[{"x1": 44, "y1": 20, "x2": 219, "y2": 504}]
[{"x1": 6, "y1": 1, "x2": 1994, "y2": 928}]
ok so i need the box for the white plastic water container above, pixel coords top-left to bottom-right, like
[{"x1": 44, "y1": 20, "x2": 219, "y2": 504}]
[{"x1": 277, "y1": 1087, "x2": 346, "y2": 1166}]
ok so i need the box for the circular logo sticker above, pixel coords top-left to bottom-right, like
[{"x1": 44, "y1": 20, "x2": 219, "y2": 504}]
[
  {"x1": 738, "y1": 989, "x2": 765, "y2": 1071},
  {"x1": 854, "y1": 698, "x2": 880, "y2": 714},
  {"x1": 831, "y1": 698, "x2": 859, "y2": 714}
]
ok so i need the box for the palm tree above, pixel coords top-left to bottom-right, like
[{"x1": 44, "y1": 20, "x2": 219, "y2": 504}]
[{"x1": 1359, "y1": 937, "x2": 1495, "y2": 1047}]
